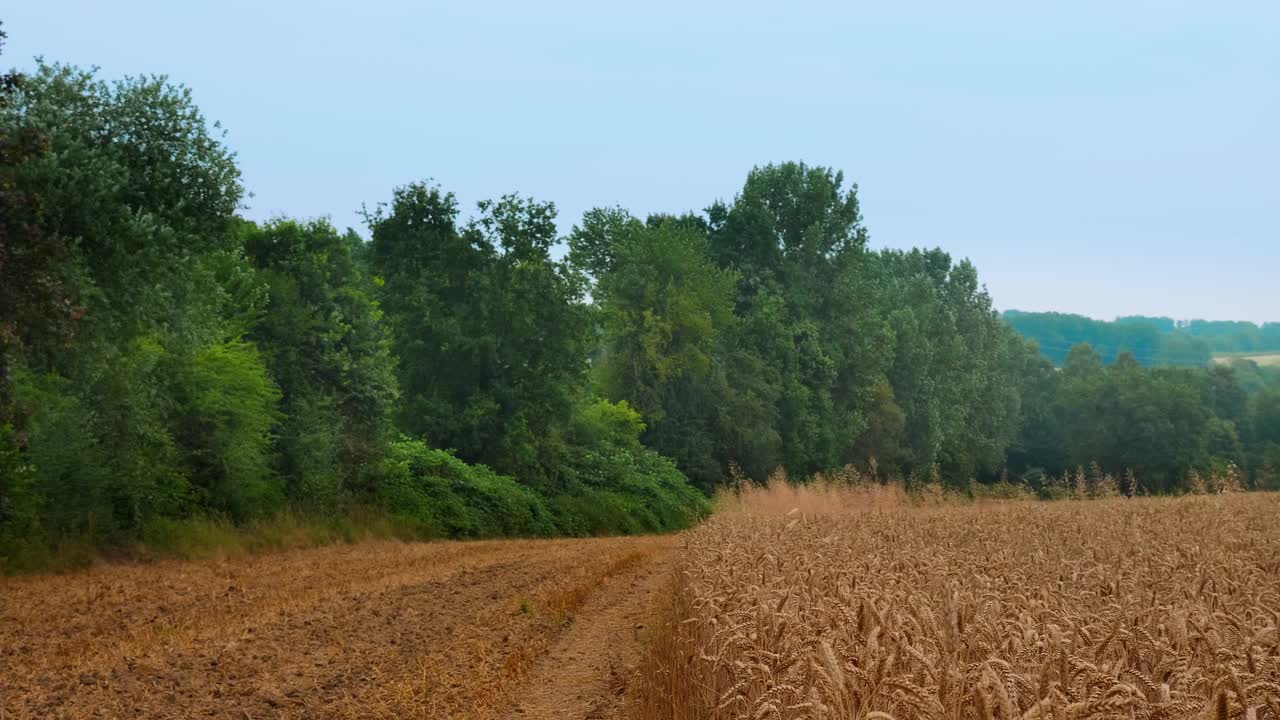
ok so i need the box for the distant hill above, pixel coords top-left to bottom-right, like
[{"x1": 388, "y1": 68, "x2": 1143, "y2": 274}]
[{"x1": 1002, "y1": 311, "x2": 1280, "y2": 367}]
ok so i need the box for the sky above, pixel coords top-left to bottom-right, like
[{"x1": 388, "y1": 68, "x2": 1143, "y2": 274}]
[{"x1": 5, "y1": 1, "x2": 1278, "y2": 322}]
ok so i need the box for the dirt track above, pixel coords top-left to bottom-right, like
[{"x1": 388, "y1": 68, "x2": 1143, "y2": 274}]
[{"x1": 0, "y1": 535, "x2": 675, "y2": 719}]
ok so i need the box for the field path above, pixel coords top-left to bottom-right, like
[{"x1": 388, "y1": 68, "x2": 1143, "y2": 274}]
[
  {"x1": 0, "y1": 534, "x2": 675, "y2": 719},
  {"x1": 507, "y1": 544, "x2": 673, "y2": 720}
]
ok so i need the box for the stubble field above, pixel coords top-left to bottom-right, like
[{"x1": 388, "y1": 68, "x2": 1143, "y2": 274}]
[{"x1": 1, "y1": 534, "x2": 674, "y2": 719}]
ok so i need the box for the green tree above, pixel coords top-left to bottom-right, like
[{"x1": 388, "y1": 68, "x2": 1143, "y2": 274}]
[
  {"x1": 874, "y1": 249, "x2": 1025, "y2": 482},
  {"x1": 708, "y1": 162, "x2": 893, "y2": 477},
  {"x1": 1006, "y1": 341, "x2": 1064, "y2": 476},
  {"x1": 1054, "y1": 351, "x2": 1212, "y2": 491},
  {"x1": 365, "y1": 182, "x2": 479, "y2": 444},
  {"x1": 1247, "y1": 390, "x2": 1280, "y2": 488},
  {"x1": 172, "y1": 340, "x2": 282, "y2": 520},
  {"x1": 0, "y1": 33, "x2": 82, "y2": 412},
  {"x1": 566, "y1": 205, "x2": 638, "y2": 283},
  {"x1": 368, "y1": 183, "x2": 591, "y2": 483},
  {"x1": 242, "y1": 218, "x2": 398, "y2": 504},
  {"x1": 463, "y1": 194, "x2": 593, "y2": 482},
  {"x1": 588, "y1": 214, "x2": 737, "y2": 489},
  {"x1": 0, "y1": 60, "x2": 275, "y2": 546}
]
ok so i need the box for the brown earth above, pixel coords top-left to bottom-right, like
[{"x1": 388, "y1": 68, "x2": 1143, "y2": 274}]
[{"x1": 0, "y1": 534, "x2": 676, "y2": 719}]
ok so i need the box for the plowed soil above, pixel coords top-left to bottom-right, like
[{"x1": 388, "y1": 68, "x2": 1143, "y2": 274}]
[{"x1": 0, "y1": 535, "x2": 675, "y2": 719}]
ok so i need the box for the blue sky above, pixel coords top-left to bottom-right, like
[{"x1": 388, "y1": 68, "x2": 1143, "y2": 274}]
[{"x1": 6, "y1": 1, "x2": 1278, "y2": 322}]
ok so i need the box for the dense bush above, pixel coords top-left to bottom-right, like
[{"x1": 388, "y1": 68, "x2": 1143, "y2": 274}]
[
  {"x1": 371, "y1": 435, "x2": 709, "y2": 540},
  {"x1": 373, "y1": 439, "x2": 557, "y2": 539},
  {"x1": 549, "y1": 444, "x2": 711, "y2": 535}
]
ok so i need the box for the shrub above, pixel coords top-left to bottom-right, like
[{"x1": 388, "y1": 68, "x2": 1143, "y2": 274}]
[
  {"x1": 549, "y1": 443, "x2": 710, "y2": 535},
  {"x1": 373, "y1": 438, "x2": 557, "y2": 538}
]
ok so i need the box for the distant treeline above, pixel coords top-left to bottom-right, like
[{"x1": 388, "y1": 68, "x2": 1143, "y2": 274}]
[
  {"x1": 2, "y1": 48, "x2": 1280, "y2": 568},
  {"x1": 1005, "y1": 311, "x2": 1280, "y2": 367},
  {"x1": 1011, "y1": 349, "x2": 1280, "y2": 493}
]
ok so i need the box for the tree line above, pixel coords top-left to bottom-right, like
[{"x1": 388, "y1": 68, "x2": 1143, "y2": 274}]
[
  {"x1": 567, "y1": 168, "x2": 1280, "y2": 495},
  {"x1": 1005, "y1": 310, "x2": 1280, "y2": 366},
  {"x1": 0, "y1": 58, "x2": 706, "y2": 568},
  {"x1": 2, "y1": 52, "x2": 1279, "y2": 568}
]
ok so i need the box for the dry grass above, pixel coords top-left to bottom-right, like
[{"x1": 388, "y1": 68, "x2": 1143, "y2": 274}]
[
  {"x1": 632, "y1": 482, "x2": 1280, "y2": 719},
  {"x1": 714, "y1": 470, "x2": 917, "y2": 517}
]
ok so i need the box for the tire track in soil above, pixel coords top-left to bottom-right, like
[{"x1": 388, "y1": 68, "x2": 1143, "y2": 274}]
[{"x1": 505, "y1": 543, "x2": 675, "y2": 720}]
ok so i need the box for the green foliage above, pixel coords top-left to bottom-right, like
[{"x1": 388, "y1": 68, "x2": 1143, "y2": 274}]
[
  {"x1": 1059, "y1": 359, "x2": 1210, "y2": 491},
  {"x1": 0, "y1": 370, "x2": 107, "y2": 568},
  {"x1": 566, "y1": 205, "x2": 637, "y2": 280},
  {"x1": 1180, "y1": 319, "x2": 1280, "y2": 353},
  {"x1": 1005, "y1": 346, "x2": 1062, "y2": 472},
  {"x1": 242, "y1": 218, "x2": 398, "y2": 501},
  {"x1": 576, "y1": 164, "x2": 1024, "y2": 489},
  {"x1": 0, "y1": 61, "x2": 259, "y2": 559},
  {"x1": 572, "y1": 398, "x2": 647, "y2": 449},
  {"x1": 172, "y1": 340, "x2": 283, "y2": 520},
  {"x1": 585, "y1": 214, "x2": 738, "y2": 489},
  {"x1": 569, "y1": 161, "x2": 1276, "y2": 494},
  {"x1": 1006, "y1": 345, "x2": 1276, "y2": 491},
  {"x1": 875, "y1": 250, "x2": 1025, "y2": 482},
  {"x1": 598, "y1": 218, "x2": 734, "y2": 399},
  {"x1": 1247, "y1": 390, "x2": 1280, "y2": 489},
  {"x1": 6, "y1": 62, "x2": 245, "y2": 359},
  {"x1": 1224, "y1": 359, "x2": 1280, "y2": 395},
  {"x1": 367, "y1": 184, "x2": 591, "y2": 484},
  {"x1": 709, "y1": 163, "x2": 895, "y2": 479},
  {"x1": 374, "y1": 439, "x2": 557, "y2": 538},
  {"x1": 548, "y1": 442, "x2": 710, "y2": 535},
  {"x1": 0, "y1": 60, "x2": 716, "y2": 569},
  {"x1": 272, "y1": 395, "x2": 343, "y2": 507},
  {"x1": 0, "y1": 45, "x2": 78, "y2": 409},
  {"x1": 1004, "y1": 311, "x2": 1220, "y2": 367}
]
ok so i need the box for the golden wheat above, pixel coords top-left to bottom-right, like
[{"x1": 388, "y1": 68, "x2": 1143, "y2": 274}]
[{"x1": 633, "y1": 485, "x2": 1280, "y2": 720}]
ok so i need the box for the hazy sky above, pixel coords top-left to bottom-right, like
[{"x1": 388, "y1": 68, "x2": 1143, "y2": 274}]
[{"x1": 6, "y1": 1, "x2": 1278, "y2": 322}]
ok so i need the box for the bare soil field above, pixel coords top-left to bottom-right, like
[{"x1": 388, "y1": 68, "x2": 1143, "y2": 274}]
[{"x1": 0, "y1": 534, "x2": 674, "y2": 719}]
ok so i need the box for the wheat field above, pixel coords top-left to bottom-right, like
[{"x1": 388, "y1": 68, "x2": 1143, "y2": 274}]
[{"x1": 631, "y1": 484, "x2": 1280, "y2": 720}]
